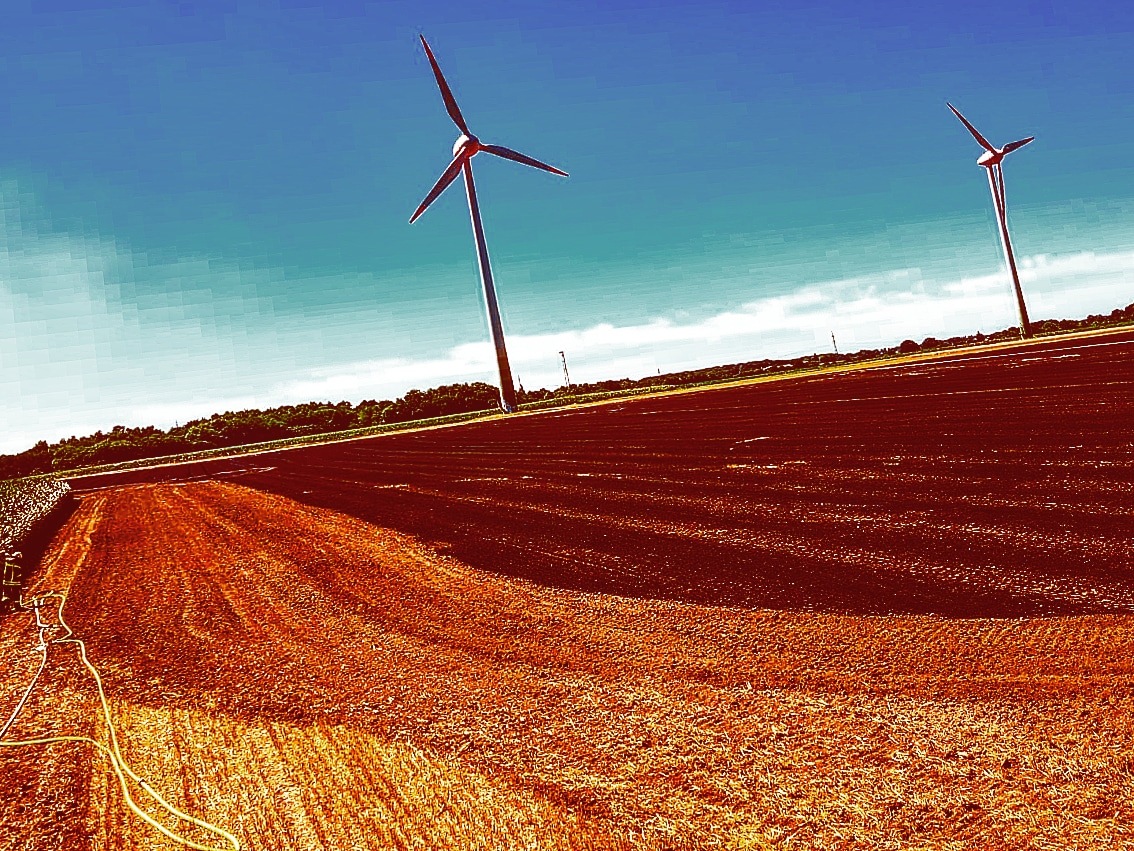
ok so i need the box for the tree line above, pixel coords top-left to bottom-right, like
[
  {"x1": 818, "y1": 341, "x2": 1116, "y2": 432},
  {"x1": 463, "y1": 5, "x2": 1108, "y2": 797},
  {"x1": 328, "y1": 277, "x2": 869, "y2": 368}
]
[
  {"x1": 4, "y1": 304, "x2": 1132, "y2": 479},
  {"x1": 1, "y1": 382, "x2": 503, "y2": 479}
]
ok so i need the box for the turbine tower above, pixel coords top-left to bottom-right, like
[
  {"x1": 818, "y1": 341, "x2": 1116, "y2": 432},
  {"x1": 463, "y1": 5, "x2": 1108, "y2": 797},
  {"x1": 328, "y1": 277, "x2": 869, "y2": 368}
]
[
  {"x1": 948, "y1": 102, "x2": 1036, "y2": 339},
  {"x1": 410, "y1": 35, "x2": 567, "y2": 413}
]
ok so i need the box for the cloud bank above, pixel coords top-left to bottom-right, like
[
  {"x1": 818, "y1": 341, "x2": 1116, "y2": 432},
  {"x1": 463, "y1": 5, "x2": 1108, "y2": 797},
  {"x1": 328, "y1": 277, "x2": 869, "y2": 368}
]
[
  {"x1": 276, "y1": 248, "x2": 1134, "y2": 403},
  {"x1": 3, "y1": 172, "x2": 1132, "y2": 455}
]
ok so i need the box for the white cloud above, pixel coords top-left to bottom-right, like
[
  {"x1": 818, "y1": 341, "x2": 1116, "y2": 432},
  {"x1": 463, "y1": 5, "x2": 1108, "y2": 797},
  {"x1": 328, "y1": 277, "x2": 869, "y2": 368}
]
[
  {"x1": 0, "y1": 183, "x2": 284, "y2": 452},
  {"x1": 276, "y1": 248, "x2": 1134, "y2": 402},
  {"x1": 275, "y1": 343, "x2": 496, "y2": 402}
]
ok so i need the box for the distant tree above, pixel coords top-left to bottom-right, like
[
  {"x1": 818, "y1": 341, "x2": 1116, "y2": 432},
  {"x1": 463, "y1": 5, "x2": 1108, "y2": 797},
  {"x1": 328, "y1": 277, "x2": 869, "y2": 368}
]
[{"x1": 899, "y1": 339, "x2": 920, "y2": 354}]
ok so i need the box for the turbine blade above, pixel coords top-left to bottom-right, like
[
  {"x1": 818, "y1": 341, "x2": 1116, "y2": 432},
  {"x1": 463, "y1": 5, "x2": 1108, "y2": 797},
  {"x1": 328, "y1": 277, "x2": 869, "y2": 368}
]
[
  {"x1": 947, "y1": 102, "x2": 996, "y2": 153},
  {"x1": 481, "y1": 144, "x2": 568, "y2": 177},
  {"x1": 409, "y1": 156, "x2": 464, "y2": 223},
  {"x1": 1001, "y1": 136, "x2": 1035, "y2": 154},
  {"x1": 420, "y1": 35, "x2": 469, "y2": 135}
]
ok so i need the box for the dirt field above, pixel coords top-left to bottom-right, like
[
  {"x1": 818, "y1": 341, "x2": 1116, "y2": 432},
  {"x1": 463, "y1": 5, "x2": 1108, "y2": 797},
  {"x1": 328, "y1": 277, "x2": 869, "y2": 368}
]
[{"x1": 3, "y1": 330, "x2": 1133, "y2": 849}]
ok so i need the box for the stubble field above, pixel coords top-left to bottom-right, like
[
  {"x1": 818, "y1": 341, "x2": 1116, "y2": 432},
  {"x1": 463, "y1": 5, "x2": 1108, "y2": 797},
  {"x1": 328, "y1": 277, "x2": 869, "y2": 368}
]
[{"x1": 2, "y1": 330, "x2": 1133, "y2": 849}]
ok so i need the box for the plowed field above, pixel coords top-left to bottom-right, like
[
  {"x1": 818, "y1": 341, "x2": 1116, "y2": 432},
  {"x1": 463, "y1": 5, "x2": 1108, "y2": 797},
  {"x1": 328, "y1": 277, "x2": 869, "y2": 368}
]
[{"x1": 3, "y1": 330, "x2": 1134, "y2": 849}]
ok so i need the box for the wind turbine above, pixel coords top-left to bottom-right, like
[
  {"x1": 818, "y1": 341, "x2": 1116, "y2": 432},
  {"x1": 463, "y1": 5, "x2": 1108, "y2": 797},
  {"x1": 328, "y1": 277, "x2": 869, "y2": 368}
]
[
  {"x1": 410, "y1": 35, "x2": 568, "y2": 413},
  {"x1": 947, "y1": 102, "x2": 1036, "y2": 339}
]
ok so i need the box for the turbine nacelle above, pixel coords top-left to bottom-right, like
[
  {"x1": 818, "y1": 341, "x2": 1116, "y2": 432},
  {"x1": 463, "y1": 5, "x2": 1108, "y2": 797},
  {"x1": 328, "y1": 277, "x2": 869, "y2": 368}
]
[
  {"x1": 977, "y1": 149, "x2": 1002, "y2": 168},
  {"x1": 453, "y1": 133, "x2": 480, "y2": 159}
]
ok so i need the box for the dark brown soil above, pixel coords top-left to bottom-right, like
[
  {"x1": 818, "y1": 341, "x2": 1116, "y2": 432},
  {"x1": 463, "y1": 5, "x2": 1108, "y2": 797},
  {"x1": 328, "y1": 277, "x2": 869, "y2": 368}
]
[{"x1": 72, "y1": 329, "x2": 1133, "y2": 618}]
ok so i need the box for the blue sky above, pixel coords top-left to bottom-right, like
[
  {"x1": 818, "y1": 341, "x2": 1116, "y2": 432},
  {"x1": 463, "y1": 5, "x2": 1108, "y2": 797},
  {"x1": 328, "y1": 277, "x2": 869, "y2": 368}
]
[{"x1": 3, "y1": 0, "x2": 1133, "y2": 453}]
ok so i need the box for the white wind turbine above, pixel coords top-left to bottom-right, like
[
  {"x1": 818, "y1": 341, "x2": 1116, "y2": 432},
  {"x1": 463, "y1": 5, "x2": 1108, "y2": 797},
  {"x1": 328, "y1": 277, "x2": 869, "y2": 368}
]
[
  {"x1": 410, "y1": 35, "x2": 568, "y2": 413},
  {"x1": 948, "y1": 102, "x2": 1036, "y2": 338}
]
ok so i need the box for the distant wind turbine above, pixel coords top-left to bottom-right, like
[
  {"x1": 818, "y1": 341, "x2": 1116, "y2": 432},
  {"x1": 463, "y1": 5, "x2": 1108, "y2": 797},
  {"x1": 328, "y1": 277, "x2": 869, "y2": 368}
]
[
  {"x1": 948, "y1": 102, "x2": 1036, "y2": 338},
  {"x1": 410, "y1": 35, "x2": 568, "y2": 413}
]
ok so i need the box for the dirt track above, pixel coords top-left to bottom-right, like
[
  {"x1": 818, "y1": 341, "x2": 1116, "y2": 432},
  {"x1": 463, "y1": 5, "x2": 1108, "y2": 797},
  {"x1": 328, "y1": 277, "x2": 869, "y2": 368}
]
[{"x1": 2, "y1": 330, "x2": 1133, "y2": 849}]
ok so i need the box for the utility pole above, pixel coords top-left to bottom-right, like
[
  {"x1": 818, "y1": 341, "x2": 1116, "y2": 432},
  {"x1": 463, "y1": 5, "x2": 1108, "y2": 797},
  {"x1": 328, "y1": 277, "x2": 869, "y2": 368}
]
[
  {"x1": 559, "y1": 350, "x2": 572, "y2": 389},
  {"x1": 831, "y1": 332, "x2": 839, "y2": 355}
]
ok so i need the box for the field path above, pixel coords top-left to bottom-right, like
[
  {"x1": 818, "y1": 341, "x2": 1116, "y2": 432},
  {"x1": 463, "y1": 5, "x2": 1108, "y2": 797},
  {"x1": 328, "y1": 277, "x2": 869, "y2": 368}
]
[{"x1": 3, "y1": 480, "x2": 1133, "y2": 849}]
